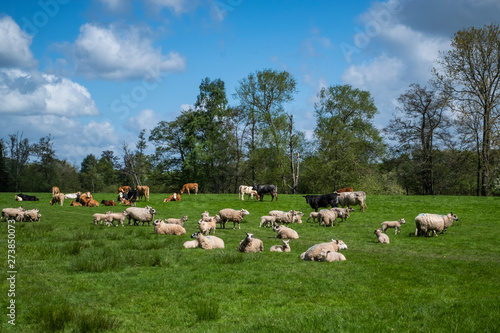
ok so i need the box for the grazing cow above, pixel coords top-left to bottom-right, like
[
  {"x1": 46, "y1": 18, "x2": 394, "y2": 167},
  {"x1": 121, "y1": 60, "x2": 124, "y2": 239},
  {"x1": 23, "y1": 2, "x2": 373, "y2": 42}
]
[
  {"x1": 180, "y1": 183, "x2": 198, "y2": 195},
  {"x1": 336, "y1": 187, "x2": 353, "y2": 193},
  {"x1": 239, "y1": 185, "x2": 260, "y2": 200},
  {"x1": 338, "y1": 191, "x2": 367, "y2": 212},
  {"x1": 118, "y1": 186, "x2": 131, "y2": 193},
  {"x1": 303, "y1": 193, "x2": 339, "y2": 212},
  {"x1": 163, "y1": 193, "x2": 181, "y2": 202},
  {"x1": 16, "y1": 193, "x2": 40, "y2": 201},
  {"x1": 52, "y1": 186, "x2": 60, "y2": 197},
  {"x1": 253, "y1": 184, "x2": 278, "y2": 202},
  {"x1": 100, "y1": 200, "x2": 117, "y2": 206},
  {"x1": 136, "y1": 185, "x2": 150, "y2": 201}
]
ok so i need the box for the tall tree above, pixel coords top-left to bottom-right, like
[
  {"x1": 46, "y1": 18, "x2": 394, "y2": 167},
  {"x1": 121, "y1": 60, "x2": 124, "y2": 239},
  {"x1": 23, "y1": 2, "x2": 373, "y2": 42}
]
[
  {"x1": 314, "y1": 84, "x2": 385, "y2": 191},
  {"x1": 80, "y1": 154, "x2": 102, "y2": 192},
  {"x1": 32, "y1": 135, "x2": 56, "y2": 190},
  {"x1": 8, "y1": 132, "x2": 31, "y2": 191},
  {"x1": 384, "y1": 83, "x2": 451, "y2": 195},
  {"x1": 433, "y1": 23, "x2": 500, "y2": 196}
]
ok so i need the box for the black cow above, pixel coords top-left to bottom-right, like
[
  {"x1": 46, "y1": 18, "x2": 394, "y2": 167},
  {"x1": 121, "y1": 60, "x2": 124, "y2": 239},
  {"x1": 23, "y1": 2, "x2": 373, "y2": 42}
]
[
  {"x1": 118, "y1": 189, "x2": 139, "y2": 203},
  {"x1": 303, "y1": 193, "x2": 339, "y2": 212},
  {"x1": 16, "y1": 193, "x2": 39, "y2": 201},
  {"x1": 253, "y1": 184, "x2": 278, "y2": 202}
]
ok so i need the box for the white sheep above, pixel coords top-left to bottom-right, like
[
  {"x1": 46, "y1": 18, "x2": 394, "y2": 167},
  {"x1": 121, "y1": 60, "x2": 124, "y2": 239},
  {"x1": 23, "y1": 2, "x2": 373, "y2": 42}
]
[
  {"x1": 374, "y1": 228, "x2": 390, "y2": 243},
  {"x1": 20, "y1": 209, "x2": 41, "y2": 222},
  {"x1": 93, "y1": 213, "x2": 111, "y2": 226},
  {"x1": 153, "y1": 219, "x2": 186, "y2": 235},
  {"x1": 165, "y1": 215, "x2": 188, "y2": 226},
  {"x1": 198, "y1": 215, "x2": 219, "y2": 235},
  {"x1": 237, "y1": 232, "x2": 264, "y2": 253},
  {"x1": 269, "y1": 210, "x2": 297, "y2": 226},
  {"x1": 381, "y1": 218, "x2": 406, "y2": 234},
  {"x1": 273, "y1": 225, "x2": 299, "y2": 239},
  {"x1": 415, "y1": 213, "x2": 458, "y2": 237},
  {"x1": 270, "y1": 239, "x2": 291, "y2": 252},
  {"x1": 183, "y1": 240, "x2": 199, "y2": 249},
  {"x1": 191, "y1": 232, "x2": 225, "y2": 249},
  {"x1": 125, "y1": 206, "x2": 156, "y2": 226},
  {"x1": 332, "y1": 206, "x2": 355, "y2": 223},
  {"x1": 259, "y1": 215, "x2": 277, "y2": 228},
  {"x1": 1, "y1": 207, "x2": 26, "y2": 221},
  {"x1": 292, "y1": 211, "x2": 304, "y2": 224},
  {"x1": 300, "y1": 239, "x2": 348, "y2": 261},
  {"x1": 306, "y1": 212, "x2": 319, "y2": 223},
  {"x1": 105, "y1": 211, "x2": 128, "y2": 227},
  {"x1": 218, "y1": 208, "x2": 249, "y2": 229},
  {"x1": 318, "y1": 249, "x2": 346, "y2": 262},
  {"x1": 318, "y1": 209, "x2": 338, "y2": 227}
]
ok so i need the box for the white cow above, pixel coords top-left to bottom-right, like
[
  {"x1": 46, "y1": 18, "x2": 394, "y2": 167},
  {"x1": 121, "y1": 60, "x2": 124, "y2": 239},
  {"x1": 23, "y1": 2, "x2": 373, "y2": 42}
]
[{"x1": 238, "y1": 185, "x2": 260, "y2": 201}]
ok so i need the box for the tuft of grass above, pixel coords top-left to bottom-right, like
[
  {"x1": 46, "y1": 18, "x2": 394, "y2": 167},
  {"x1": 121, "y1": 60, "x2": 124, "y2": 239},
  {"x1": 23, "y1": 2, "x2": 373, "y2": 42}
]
[{"x1": 193, "y1": 299, "x2": 221, "y2": 322}]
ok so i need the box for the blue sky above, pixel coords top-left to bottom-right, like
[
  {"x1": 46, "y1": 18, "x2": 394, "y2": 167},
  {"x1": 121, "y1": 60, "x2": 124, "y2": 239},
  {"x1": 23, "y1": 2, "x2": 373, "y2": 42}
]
[{"x1": 1, "y1": 0, "x2": 499, "y2": 167}]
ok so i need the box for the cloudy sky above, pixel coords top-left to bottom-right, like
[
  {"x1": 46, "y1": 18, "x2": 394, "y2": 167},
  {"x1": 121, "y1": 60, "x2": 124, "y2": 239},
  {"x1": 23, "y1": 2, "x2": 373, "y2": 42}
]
[{"x1": 1, "y1": 0, "x2": 498, "y2": 167}]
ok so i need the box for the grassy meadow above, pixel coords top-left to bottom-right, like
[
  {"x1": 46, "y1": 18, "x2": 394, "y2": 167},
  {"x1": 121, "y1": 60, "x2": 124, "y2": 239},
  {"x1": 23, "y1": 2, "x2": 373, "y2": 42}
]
[{"x1": 1, "y1": 192, "x2": 499, "y2": 332}]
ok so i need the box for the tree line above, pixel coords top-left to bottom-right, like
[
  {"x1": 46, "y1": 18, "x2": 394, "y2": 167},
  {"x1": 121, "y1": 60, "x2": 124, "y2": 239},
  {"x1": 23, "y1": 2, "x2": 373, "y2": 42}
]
[{"x1": 1, "y1": 24, "x2": 499, "y2": 196}]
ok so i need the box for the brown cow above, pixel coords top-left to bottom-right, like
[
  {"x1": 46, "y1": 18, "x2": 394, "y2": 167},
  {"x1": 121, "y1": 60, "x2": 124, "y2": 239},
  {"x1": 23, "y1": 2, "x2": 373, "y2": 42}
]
[
  {"x1": 50, "y1": 193, "x2": 65, "y2": 206},
  {"x1": 336, "y1": 187, "x2": 353, "y2": 193},
  {"x1": 137, "y1": 185, "x2": 150, "y2": 201},
  {"x1": 163, "y1": 193, "x2": 181, "y2": 202},
  {"x1": 52, "y1": 186, "x2": 60, "y2": 197},
  {"x1": 180, "y1": 183, "x2": 198, "y2": 195},
  {"x1": 87, "y1": 199, "x2": 100, "y2": 207},
  {"x1": 101, "y1": 200, "x2": 117, "y2": 206},
  {"x1": 118, "y1": 197, "x2": 133, "y2": 206},
  {"x1": 118, "y1": 186, "x2": 131, "y2": 193},
  {"x1": 79, "y1": 192, "x2": 93, "y2": 206},
  {"x1": 70, "y1": 201, "x2": 82, "y2": 206}
]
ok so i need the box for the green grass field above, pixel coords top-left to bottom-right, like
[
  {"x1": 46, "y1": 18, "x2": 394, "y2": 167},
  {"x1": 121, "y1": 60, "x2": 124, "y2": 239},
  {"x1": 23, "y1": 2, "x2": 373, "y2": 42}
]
[{"x1": 1, "y1": 192, "x2": 499, "y2": 332}]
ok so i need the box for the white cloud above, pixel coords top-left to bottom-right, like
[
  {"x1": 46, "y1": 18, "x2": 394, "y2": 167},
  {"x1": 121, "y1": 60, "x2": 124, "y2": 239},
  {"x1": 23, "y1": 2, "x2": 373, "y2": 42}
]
[
  {"x1": 125, "y1": 108, "x2": 163, "y2": 133},
  {"x1": 71, "y1": 23, "x2": 186, "y2": 81},
  {"x1": 0, "y1": 68, "x2": 99, "y2": 116},
  {"x1": 144, "y1": 0, "x2": 192, "y2": 14},
  {"x1": 0, "y1": 15, "x2": 37, "y2": 68}
]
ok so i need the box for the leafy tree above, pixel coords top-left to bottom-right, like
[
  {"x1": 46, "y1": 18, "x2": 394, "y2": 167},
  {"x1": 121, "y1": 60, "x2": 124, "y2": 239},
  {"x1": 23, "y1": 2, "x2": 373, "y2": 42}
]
[
  {"x1": 434, "y1": 23, "x2": 500, "y2": 195},
  {"x1": 98, "y1": 150, "x2": 119, "y2": 187},
  {"x1": 80, "y1": 154, "x2": 102, "y2": 192},
  {"x1": 8, "y1": 132, "x2": 31, "y2": 191},
  {"x1": 0, "y1": 139, "x2": 10, "y2": 190},
  {"x1": 32, "y1": 135, "x2": 56, "y2": 191}
]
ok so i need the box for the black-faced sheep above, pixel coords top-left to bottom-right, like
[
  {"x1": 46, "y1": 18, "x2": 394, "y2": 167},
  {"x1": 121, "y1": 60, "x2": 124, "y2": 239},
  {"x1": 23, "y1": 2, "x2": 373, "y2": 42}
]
[
  {"x1": 300, "y1": 239, "x2": 348, "y2": 261},
  {"x1": 237, "y1": 232, "x2": 264, "y2": 253},
  {"x1": 374, "y1": 228, "x2": 390, "y2": 243},
  {"x1": 191, "y1": 232, "x2": 224, "y2": 249},
  {"x1": 414, "y1": 212, "x2": 458, "y2": 237},
  {"x1": 218, "y1": 208, "x2": 249, "y2": 229},
  {"x1": 270, "y1": 239, "x2": 290, "y2": 252},
  {"x1": 381, "y1": 218, "x2": 405, "y2": 234},
  {"x1": 153, "y1": 219, "x2": 186, "y2": 235},
  {"x1": 125, "y1": 206, "x2": 156, "y2": 226}
]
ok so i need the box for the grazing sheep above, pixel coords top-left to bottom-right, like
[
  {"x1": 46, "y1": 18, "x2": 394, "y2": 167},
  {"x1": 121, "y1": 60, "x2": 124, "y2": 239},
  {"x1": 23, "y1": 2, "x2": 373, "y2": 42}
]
[
  {"x1": 270, "y1": 239, "x2": 291, "y2": 252},
  {"x1": 153, "y1": 219, "x2": 186, "y2": 235},
  {"x1": 381, "y1": 218, "x2": 406, "y2": 234},
  {"x1": 318, "y1": 209, "x2": 338, "y2": 227},
  {"x1": 125, "y1": 206, "x2": 157, "y2": 226},
  {"x1": 306, "y1": 212, "x2": 319, "y2": 223},
  {"x1": 218, "y1": 208, "x2": 250, "y2": 229},
  {"x1": 300, "y1": 239, "x2": 348, "y2": 261},
  {"x1": 21, "y1": 209, "x2": 41, "y2": 222},
  {"x1": 1, "y1": 207, "x2": 25, "y2": 221},
  {"x1": 105, "y1": 211, "x2": 128, "y2": 227},
  {"x1": 198, "y1": 215, "x2": 219, "y2": 235},
  {"x1": 269, "y1": 210, "x2": 297, "y2": 226},
  {"x1": 415, "y1": 213, "x2": 458, "y2": 237},
  {"x1": 259, "y1": 215, "x2": 277, "y2": 228},
  {"x1": 273, "y1": 225, "x2": 299, "y2": 239},
  {"x1": 332, "y1": 206, "x2": 355, "y2": 223},
  {"x1": 183, "y1": 240, "x2": 199, "y2": 249},
  {"x1": 165, "y1": 215, "x2": 188, "y2": 226},
  {"x1": 191, "y1": 232, "x2": 225, "y2": 249},
  {"x1": 70, "y1": 201, "x2": 82, "y2": 206},
  {"x1": 49, "y1": 193, "x2": 65, "y2": 206},
  {"x1": 318, "y1": 249, "x2": 346, "y2": 262},
  {"x1": 374, "y1": 229, "x2": 390, "y2": 243},
  {"x1": 237, "y1": 232, "x2": 264, "y2": 253},
  {"x1": 93, "y1": 213, "x2": 110, "y2": 226}
]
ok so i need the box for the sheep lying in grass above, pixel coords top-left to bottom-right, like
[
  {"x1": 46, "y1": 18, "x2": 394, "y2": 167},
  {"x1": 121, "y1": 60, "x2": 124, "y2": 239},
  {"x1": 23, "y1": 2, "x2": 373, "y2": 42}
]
[
  {"x1": 332, "y1": 206, "x2": 355, "y2": 223},
  {"x1": 218, "y1": 208, "x2": 249, "y2": 229},
  {"x1": 270, "y1": 239, "x2": 290, "y2": 252},
  {"x1": 125, "y1": 206, "x2": 156, "y2": 226},
  {"x1": 165, "y1": 215, "x2": 188, "y2": 226},
  {"x1": 259, "y1": 215, "x2": 277, "y2": 228},
  {"x1": 105, "y1": 211, "x2": 128, "y2": 227},
  {"x1": 318, "y1": 249, "x2": 346, "y2": 262},
  {"x1": 415, "y1": 213, "x2": 458, "y2": 237},
  {"x1": 198, "y1": 215, "x2": 219, "y2": 235},
  {"x1": 306, "y1": 212, "x2": 319, "y2": 223},
  {"x1": 300, "y1": 239, "x2": 348, "y2": 261},
  {"x1": 237, "y1": 232, "x2": 264, "y2": 253},
  {"x1": 374, "y1": 229, "x2": 390, "y2": 243},
  {"x1": 153, "y1": 219, "x2": 186, "y2": 235},
  {"x1": 381, "y1": 218, "x2": 405, "y2": 234},
  {"x1": 191, "y1": 232, "x2": 225, "y2": 249},
  {"x1": 318, "y1": 209, "x2": 338, "y2": 227},
  {"x1": 1, "y1": 207, "x2": 25, "y2": 221},
  {"x1": 183, "y1": 240, "x2": 199, "y2": 249},
  {"x1": 273, "y1": 225, "x2": 299, "y2": 239}
]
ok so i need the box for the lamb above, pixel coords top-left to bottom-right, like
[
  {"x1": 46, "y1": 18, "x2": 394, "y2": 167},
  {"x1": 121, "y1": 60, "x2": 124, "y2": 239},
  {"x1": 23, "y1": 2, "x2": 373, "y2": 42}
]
[
  {"x1": 292, "y1": 211, "x2": 304, "y2": 224},
  {"x1": 237, "y1": 232, "x2": 264, "y2": 253},
  {"x1": 93, "y1": 213, "x2": 110, "y2": 226},
  {"x1": 191, "y1": 232, "x2": 225, "y2": 249},
  {"x1": 318, "y1": 249, "x2": 346, "y2": 262},
  {"x1": 306, "y1": 212, "x2": 319, "y2": 223},
  {"x1": 21, "y1": 209, "x2": 41, "y2": 222},
  {"x1": 381, "y1": 218, "x2": 406, "y2": 234},
  {"x1": 332, "y1": 206, "x2": 355, "y2": 223},
  {"x1": 300, "y1": 239, "x2": 348, "y2": 261},
  {"x1": 183, "y1": 240, "x2": 199, "y2": 249},
  {"x1": 218, "y1": 208, "x2": 249, "y2": 229},
  {"x1": 153, "y1": 219, "x2": 186, "y2": 235},
  {"x1": 414, "y1": 212, "x2": 458, "y2": 237},
  {"x1": 1, "y1": 207, "x2": 25, "y2": 221},
  {"x1": 269, "y1": 210, "x2": 297, "y2": 226},
  {"x1": 105, "y1": 211, "x2": 128, "y2": 227},
  {"x1": 198, "y1": 215, "x2": 219, "y2": 235},
  {"x1": 374, "y1": 229, "x2": 390, "y2": 243},
  {"x1": 165, "y1": 215, "x2": 188, "y2": 226},
  {"x1": 317, "y1": 209, "x2": 338, "y2": 227},
  {"x1": 270, "y1": 239, "x2": 291, "y2": 252},
  {"x1": 49, "y1": 193, "x2": 65, "y2": 206},
  {"x1": 259, "y1": 215, "x2": 277, "y2": 228},
  {"x1": 125, "y1": 206, "x2": 156, "y2": 226},
  {"x1": 273, "y1": 225, "x2": 299, "y2": 239}
]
